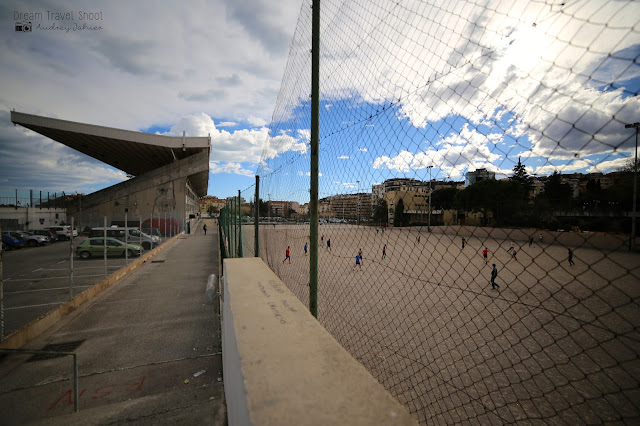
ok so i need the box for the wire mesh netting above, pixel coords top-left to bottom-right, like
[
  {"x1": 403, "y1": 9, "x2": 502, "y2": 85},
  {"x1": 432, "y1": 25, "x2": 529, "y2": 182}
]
[
  {"x1": 248, "y1": 0, "x2": 640, "y2": 424},
  {"x1": 1, "y1": 192, "x2": 185, "y2": 340}
]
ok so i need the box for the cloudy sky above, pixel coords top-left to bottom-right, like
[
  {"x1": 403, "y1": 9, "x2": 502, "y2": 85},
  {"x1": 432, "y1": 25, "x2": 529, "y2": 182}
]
[
  {"x1": 2, "y1": 0, "x2": 640, "y2": 205},
  {"x1": 0, "y1": 0, "x2": 302, "y2": 199},
  {"x1": 258, "y1": 0, "x2": 640, "y2": 202}
]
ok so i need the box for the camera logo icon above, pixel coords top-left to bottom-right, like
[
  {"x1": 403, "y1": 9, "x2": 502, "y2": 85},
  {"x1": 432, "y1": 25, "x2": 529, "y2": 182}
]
[{"x1": 15, "y1": 21, "x2": 32, "y2": 32}]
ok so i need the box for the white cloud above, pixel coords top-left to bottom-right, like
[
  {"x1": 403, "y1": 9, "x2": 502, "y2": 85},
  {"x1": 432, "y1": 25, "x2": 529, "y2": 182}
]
[
  {"x1": 358, "y1": 148, "x2": 368, "y2": 152},
  {"x1": 534, "y1": 160, "x2": 595, "y2": 176},
  {"x1": 162, "y1": 113, "x2": 307, "y2": 170},
  {"x1": 373, "y1": 124, "x2": 503, "y2": 176},
  {"x1": 217, "y1": 121, "x2": 238, "y2": 127},
  {"x1": 210, "y1": 161, "x2": 255, "y2": 177},
  {"x1": 337, "y1": 155, "x2": 349, "y2": 159},
  {"x1": 248, "y1": 116, "x2": 268, "y2": 127},
  {"x1": 586, "y1": 157, "x2": 633, "y2": 173}
]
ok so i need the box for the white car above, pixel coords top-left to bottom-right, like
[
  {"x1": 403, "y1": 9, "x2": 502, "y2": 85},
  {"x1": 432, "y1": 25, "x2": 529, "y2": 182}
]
[{"x1": 45, "y1": 226, "x2": 77, "y2": 241}]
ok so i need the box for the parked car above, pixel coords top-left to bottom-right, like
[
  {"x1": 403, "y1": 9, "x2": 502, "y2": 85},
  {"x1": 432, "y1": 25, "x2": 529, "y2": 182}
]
[
  {"x1": 141, "y1": 218, "x2": 179, "y2": 237},
  {"x1": 89, "y1": 227, "x2": 160, "y2": 250},
  {"x1": 45, "y1": 226, "x2": 77, "y2": 241},
  {"x1": 2, "y1": 233, "x2": 25, "y2": 250},
  {"x1": 9, "y1": 231, "x2": 49, "y2": 246},
  {"x1": 141, "y1": 228, "x2": 161, "y2": 238},
  {"x1": 32, "y1": 229, "x2": 58, "y2": 242},
  {"x1": 75, "y1": 237, "x2": 144, "y2": 259}
]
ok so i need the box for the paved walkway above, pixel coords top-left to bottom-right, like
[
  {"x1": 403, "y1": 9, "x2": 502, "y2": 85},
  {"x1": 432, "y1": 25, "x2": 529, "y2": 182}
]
[{"x1": 0, "y1": 220, "x2": 225, "y2": 425}]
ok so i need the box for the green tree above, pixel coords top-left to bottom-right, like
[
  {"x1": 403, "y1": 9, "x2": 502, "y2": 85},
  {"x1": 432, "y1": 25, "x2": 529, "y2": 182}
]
[
  {"x1": 431, "y1": 187, "x2": 459, "y2": 210},
  {"x1": 510, "y1": 157, "x2": 532, "y2": 199},
  {"x1": 372, "y1": 199, "x2": 388, "y2": 225},
  {"x1": 455, "y1": 179, "x2": 526, "y2": 225},
  {"x1": 258, "y1": 199, "x2": 270, "y2": 216},
  {"x1": 393, "y1": 198, "x2": 407, "y2": 227},
  {"x1": 541, "y1": 172, "x2": 573, "y2": 209}
]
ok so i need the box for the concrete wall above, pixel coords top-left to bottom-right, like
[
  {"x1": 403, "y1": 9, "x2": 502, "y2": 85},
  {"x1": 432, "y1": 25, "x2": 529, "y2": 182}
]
[
  {"x1": 222, "y1": 257, "x2": 417, "y2": 426},
  {"x1": 0, "y1": 206, "x2": 67, "y2": 230},
  {"x1": 66, "y1": 151, "x2": 208, "y2": 232}
]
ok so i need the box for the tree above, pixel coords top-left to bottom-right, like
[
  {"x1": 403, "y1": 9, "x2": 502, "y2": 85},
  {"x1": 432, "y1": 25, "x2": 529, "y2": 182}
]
[
  {"x1": 541, "y1": 171, "x2": 573, "y2": 209},
  {"x1": 372, "y1": 199, "x2": 388, "y2": 226},
  {"x1": 455, "y1": 179, "x2": 526, "y2": 225},
  {"x1": 257, "y1": 199, "x2": 269, "y2": 216},
  {"x1": 510, "y1": 157, "x2": 532, "y2": 199},
  {"x1": 393, "y1": 198, "x2": 407, "y2": 227},
  {"x1": 431, "y1": 187, "x2": 460, "y2": 210},
  {"x1": 617, "y1": 157, "x2": 636, "y2": 173}
]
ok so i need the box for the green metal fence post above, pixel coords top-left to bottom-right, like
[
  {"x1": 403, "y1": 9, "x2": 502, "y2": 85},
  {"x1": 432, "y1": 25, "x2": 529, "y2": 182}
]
[
  {"x1": 255, "y1": 175, "x2": 260, "y2": 257},
  {"x1": 238, "y1": 190, "x2": 244, "y2": 258},
  {"x1": 309, "y1": 0, "x2": 320, "y2": 318}
]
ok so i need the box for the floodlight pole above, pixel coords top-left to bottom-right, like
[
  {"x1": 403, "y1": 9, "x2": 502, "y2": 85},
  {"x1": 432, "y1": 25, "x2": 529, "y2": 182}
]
[
  {"x1": 309, "y1": 0, "x2": 320, "y2": 318},
  {"x1": 626, "y1": 122, "x2": 639, "y2": 251}
]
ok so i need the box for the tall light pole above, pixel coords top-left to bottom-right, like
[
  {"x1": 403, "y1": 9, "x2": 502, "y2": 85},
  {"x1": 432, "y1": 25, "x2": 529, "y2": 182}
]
[
  {"x1": 356, "y1": 180, "x2": 360, "y2": 226},
  {"x1": 427, "y1": 166, "x2": 433, "y2": 232},
  {"x1": 626, "y1": 122, "x2": 639, "y2": 251}
]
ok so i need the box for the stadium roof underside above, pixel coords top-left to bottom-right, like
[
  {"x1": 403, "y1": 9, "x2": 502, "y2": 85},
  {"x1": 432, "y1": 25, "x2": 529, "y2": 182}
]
[{"x1": 10, "y1": 111, "x2": 210, "y2": 197}]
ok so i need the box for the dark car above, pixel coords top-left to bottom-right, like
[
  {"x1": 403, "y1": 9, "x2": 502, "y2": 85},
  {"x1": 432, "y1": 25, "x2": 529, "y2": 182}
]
[
  {"x1": 32, "y1": 229, "x2": 58, "y2": 242},
  {"x1": 2, "y1": 233, "x2": 24, "y2": 250}
]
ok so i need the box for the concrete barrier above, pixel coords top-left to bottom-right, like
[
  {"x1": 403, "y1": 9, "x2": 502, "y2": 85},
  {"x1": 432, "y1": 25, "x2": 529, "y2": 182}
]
[
  {"x1": 222, "y1": 257, "x2": 417, "y2": 426},
  {"x1": 0, "y1": 233, "x2": 184, "y2": 349}
]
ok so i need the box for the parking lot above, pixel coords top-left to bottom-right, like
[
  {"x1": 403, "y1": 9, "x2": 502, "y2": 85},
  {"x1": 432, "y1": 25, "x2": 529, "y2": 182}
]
[{"x1": 1, "y1": 236, "x2": 142, "y2": 337}]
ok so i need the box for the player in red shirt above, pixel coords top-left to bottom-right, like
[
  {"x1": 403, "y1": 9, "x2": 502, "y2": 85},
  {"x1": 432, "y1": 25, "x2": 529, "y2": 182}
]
[{"x1": 282, "y1": 246, "x2": 291, "y2": 264}]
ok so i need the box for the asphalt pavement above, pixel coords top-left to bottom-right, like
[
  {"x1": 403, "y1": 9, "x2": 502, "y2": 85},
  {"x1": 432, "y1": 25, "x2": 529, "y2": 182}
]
[{"x1": 0, "y1": 219, "x2": 225, "y2": 425}]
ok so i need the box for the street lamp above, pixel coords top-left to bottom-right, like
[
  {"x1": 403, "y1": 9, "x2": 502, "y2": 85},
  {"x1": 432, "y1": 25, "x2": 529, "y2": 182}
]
[
  {"x1": 427, "y1": 165, "x2": 433, "y2": 232},
  {"x1": 626, "y1": 122, "x2": 639, "y2": 250}
]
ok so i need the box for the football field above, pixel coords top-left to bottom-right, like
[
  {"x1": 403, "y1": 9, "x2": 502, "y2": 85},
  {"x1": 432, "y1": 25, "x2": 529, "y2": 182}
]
[{"x1": 249, "y1": 224, "x2": 639, "y2": 424}]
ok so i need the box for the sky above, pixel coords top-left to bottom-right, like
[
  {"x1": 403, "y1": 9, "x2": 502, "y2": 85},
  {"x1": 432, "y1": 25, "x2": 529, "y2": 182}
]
[
  {"x1": 0, "y1": 0, "x2": 303, "y2": 199},
  {"x1": 255, "y1": 0, "x2": 640, "y2": 203},
  {"x1": 1, "y1": 0, "x2": 640, "y2": 204}
]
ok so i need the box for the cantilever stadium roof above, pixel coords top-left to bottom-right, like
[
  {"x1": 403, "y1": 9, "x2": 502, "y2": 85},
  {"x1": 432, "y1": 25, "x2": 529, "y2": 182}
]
[{"x1": 10, "y1": 111, "x2": 210, "y2": 196}]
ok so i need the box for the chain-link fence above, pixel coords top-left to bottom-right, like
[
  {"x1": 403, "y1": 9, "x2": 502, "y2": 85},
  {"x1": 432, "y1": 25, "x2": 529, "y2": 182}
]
[
  {"x1": 1, "y1": 200, "x2": 183, "y2": 341},
  {"x1": 244, "y1": 0, "x2": 640, "y2": 424}
]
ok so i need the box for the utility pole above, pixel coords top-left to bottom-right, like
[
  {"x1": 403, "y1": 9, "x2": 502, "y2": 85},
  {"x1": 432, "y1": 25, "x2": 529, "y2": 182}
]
[{"x1": 626, "y1": 122, "x2": 639, "y2": 251}]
